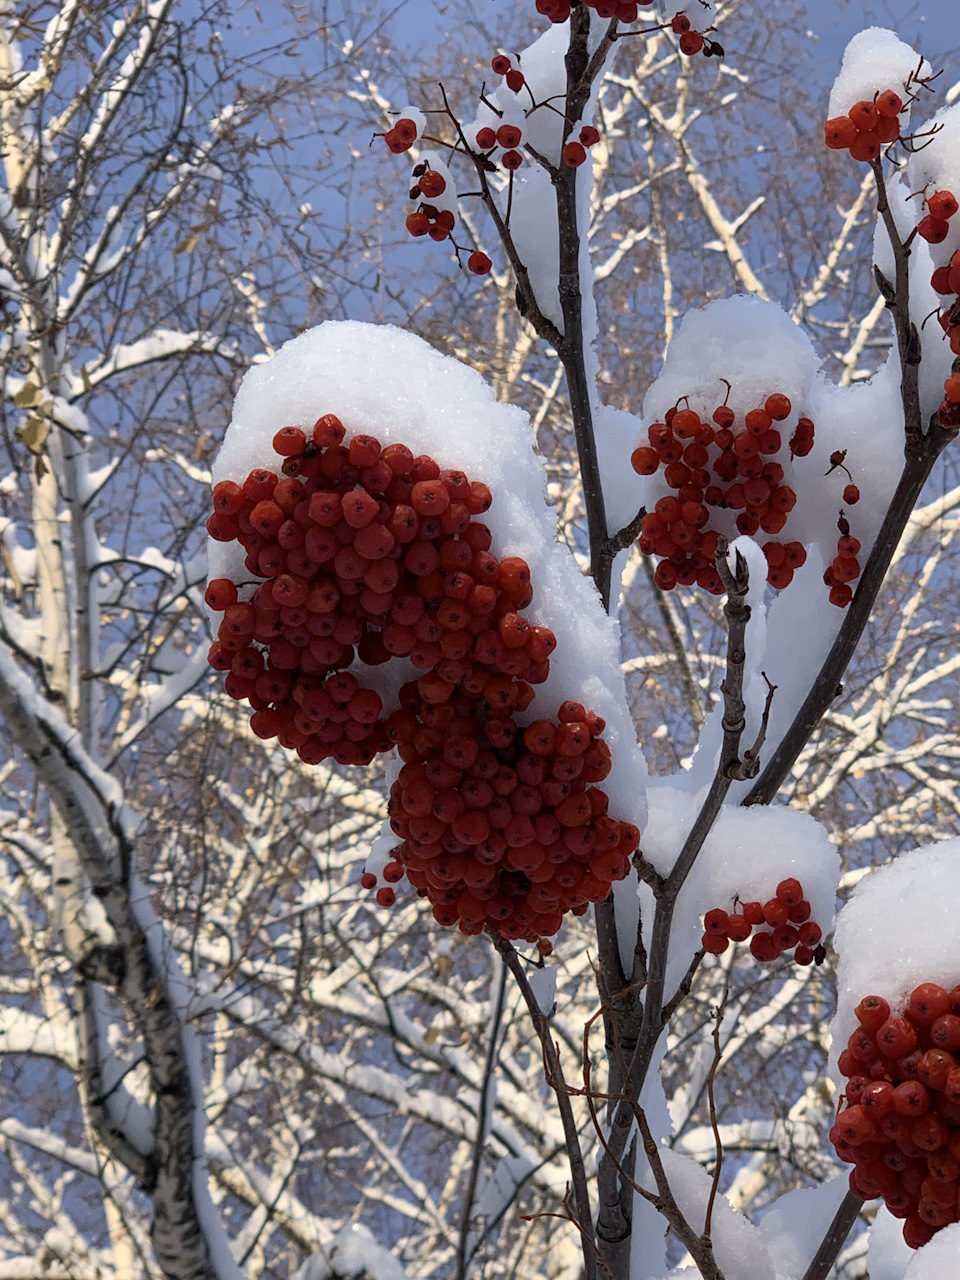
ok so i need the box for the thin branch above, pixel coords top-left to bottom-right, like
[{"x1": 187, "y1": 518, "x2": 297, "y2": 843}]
[
  {"x1": 800, "y1": 1191, "x2": 864, "y2": 1280},
  {"x1": 455, "y1": 963, "x2": 508, "y2": 1280},
  {"x1": 487, "y1": 930, "x2": 597, "y2": 1280}
]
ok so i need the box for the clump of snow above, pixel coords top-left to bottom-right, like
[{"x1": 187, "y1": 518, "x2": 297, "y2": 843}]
[
  {"x1": 757, "y1": 1175, "x2": 848, "y2": 1279},
  {"x1": 827, "y1": 29, "x2": 930, "y2": 121},
  {"x1": 527, "y1": 964, "x2": 557, "y2": 1015},
  {"x1": 396, "y1": 105, "x2": 425, "y2": 140},
  {"x1": 639, "y1": 296, "x2": 819, "y2": 436},
  {"x1": 869, "y1": 1205, "x2": 915, "y2": 1280},
  {"x1": 212, "y1": 321, "x2": 647, "y2": 837},
  {"x1": 642, "y1": 1148, "x2": 775, "y2": 1280},
  {"x1": 903, "y1": 1220, "x2": 960, "y2": 1280},
  {"x1": 907, "y1": 103, "x2": 960, "y2": 303},
  {"x1": 628, "y1": 791, "x2": 839, "y2": 991},
  {"x1": 830, "y1": 837, "x2": 960, "y2": 1090},
  {"x1": 625, "y1": 293, "x2": 914, "y2": 791},
  {"x1": 595, "y1": 404, "x2": 645, "y2": 537},
  {"x1": 294, "y1": 1224, "x2": 407, "y2": 1280}
]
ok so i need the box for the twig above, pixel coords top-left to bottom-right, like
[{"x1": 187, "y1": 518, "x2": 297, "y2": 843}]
[
  {"x1": 703, "y1": 989, "x2": 729, "y2": 1242},
  {"x1": 744, "y1": 160, "x2": 959, "y2": 805},
  {"x1": 800, "y1": 1191, "x2": 864, "y2": 1280},
  {"x1": 455, "y1": 963, "x2": 507, "y2": 1280},
  {"x1": 597, "y1": 547, "x2": 754, "y2": 1256},
  {"x1": 486, "y1": 930, "x2": 598, "y2": 1280}
]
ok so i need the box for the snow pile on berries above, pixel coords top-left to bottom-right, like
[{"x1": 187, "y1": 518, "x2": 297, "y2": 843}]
[
  {"x1": 208, "y1": 321, "x2": 647, "y2": 944},
  {"x1": 627, "y1": 790, "x2": 838, "y2": 989},
  {"x1": 827, "y1": 29, "x2": 930, "y2": 120},
  {"x1": 903, "y1": 1221, "x2": 960, "y2": 1278},
  {"x1": 621, "y1": 294, "x2": 905, "y2": 770},
  {"x1": 831, "y1": 838, "x2": 960, "y2": 1075}
]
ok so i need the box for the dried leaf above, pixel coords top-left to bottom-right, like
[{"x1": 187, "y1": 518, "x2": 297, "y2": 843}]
[
  {"x1": 174, "y1": 232, "x2": 201, "y2": 255},
  {"x1": 13, "y1": 381, "x2": 41, "y2": 408},
  {"x1": 16, "y1": 415, "x2": 50, "y2": 455},
  {"x1": 423, "y1": 1026, "x2": 439, "y2": 1045}
]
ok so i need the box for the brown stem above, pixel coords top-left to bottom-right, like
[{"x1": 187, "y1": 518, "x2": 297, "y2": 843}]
[
  {"x1": 800, "y1": 1192, "x2": 863, "y2": 1280},
  {"x1": 744, "y1": 156, "x2": 957, "y2": 805},
  {"x1": 487, "y1": 930, "x2": 598, "y2": 1280}
]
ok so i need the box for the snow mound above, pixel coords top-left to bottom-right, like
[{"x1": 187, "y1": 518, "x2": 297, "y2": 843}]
[
  {"x1": 831, "y1": 837, "x2": 960, "y2": 1087},
  {"x1": 827, "y1": 29, "x2": 930, "y2": 120}
]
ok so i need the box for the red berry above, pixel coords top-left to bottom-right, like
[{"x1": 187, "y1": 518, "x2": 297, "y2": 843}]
[
  {"x1": 563, "y1": 141, "x2": 587, "y2": 168},
  {"x1": 703, "y1": 908, "x2": 729, "y2": 936},
  {"x1": 501, "y1": 149, "x2": 523, "y2": 171},
  {"x1": 702, "y1": 932, "x2": 728, "y2": 955},
  {"x1": 918, "y1": 215, "x2": 951, "y2": 244},
  {"x1": 678, "y1": 30, "x2": 703, "y2": 56},
  {"x1": 579, "y1": 126, "x2": 600, "y2": 147},
  {"x1": 505, "y1": 69, "x2": 525, "y2": 93},
  {"x1": 843, "y1": 484, "x2": 860, "y2": 505},
  {"x1": 475, "y1": 127, "x2": 497, "y2": 150},
  {"x1": 849, "y1": 132, "x2": 881, "y2": 163},
  {"x1": 909, "y1": 983, "x2": 952, "y2": 1025},
  {"x1": 468, "y1": 251, "x2": 492, "y2": 276},
  {"x1": 825, "y1": 116, "x2": 858, "y2": 150},
  {"x1": 405, "y1": 212, "x2": 431, "y2": 238},
  {"x1": 418, "y1": 170, "x2": 446, "y2": 198},
  {"x1": 928, "y1": 190, "x2": 959, "y2": 221},
  {"x1": 491, "y1": 54, "x2": 511, "y2": 75},
  {"x1": 848, "y1": 101, "x2": 879, "y2": 131},
  {"x1": 775, "y1": 877, "x2": 803, "y2": 906},
  {"x1": 876, "y1": 89, "x2": 903, "y2": 118},
  {"x1": 496, "y1": 124, "x2": 522, "y2": 149}
]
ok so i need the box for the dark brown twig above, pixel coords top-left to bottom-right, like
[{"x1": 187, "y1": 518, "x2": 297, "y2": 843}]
[
  {"x1": 703, "y1": 989, "x2": 729, "y2": 1241},
  {"x1": 487, "y1": 930, "x2": 598, "y2": 1280},
  {"x1": 800, "y1": 1191, "x2": 864, "y2": 1280}
]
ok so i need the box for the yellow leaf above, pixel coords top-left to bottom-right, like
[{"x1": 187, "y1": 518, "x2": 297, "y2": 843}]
[
  {"x1": 13, "y1": 381, "x2": 41, "y2": 408},
  {"x1": 423, "y1": 1027, "x2": 439, "y2": 1044},
  {"x1": 435, "y1": 955, "x2": 453, "y2": 979},
  {"x1": 174, "y1": 232, "x2": 201, "y2": 255},
  {"x1": 16, "y1": 415, "x2": 50, "y2": 455},
  {"x1": 81, "y1": 366, "x2": 93, "y2": 394}
]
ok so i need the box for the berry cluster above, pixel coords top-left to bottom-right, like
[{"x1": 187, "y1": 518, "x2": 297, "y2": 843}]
[
  {"x1": 934, "y1": 247, "x2": 960, "y2": 360},
  {"x1": 206, "y1": 417, "x2": 500, "y2": 766},
  {"x1": 531, "y1": 2, "x2": 723, "y2": 59},
  {"x1": 384, "y1": 116, "x2": 419, "y2": 155},
  {"x1": 833, "y1": 982, "x2": 960, "y2": 1250},
  {"x1": 375, "y1": 689, "x2": 639, "y2": 947},
  {"x1": 207, "y1": 418, "x2": 638, "y2": 946},
  {"x1": 918, "y1": 189, "x2": 959, "y2": 247},
  {"x1": 700, "y1": 878, "x2": 825, "y2": 966},
  {"x1": 822, "y1": 515, "x2": 862, "y2": 609},
  {"x1": 536, "y1": 0, "x2": 654, "y2": 25},
  {"x1": 824, "y1": 90, "x2": 903, "y2": 162},
  {"x1": 630, "y1": 393, "x2": 812, "y2": 595}
]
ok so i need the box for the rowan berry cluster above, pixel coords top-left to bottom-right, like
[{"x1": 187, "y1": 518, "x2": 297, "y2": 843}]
[
  {"x1": 824, "y1": 90, "x2": 903, "y2": 162},
  {"x1": 206, "y1": 417, "x2": 497, "y2": 766},
  {"x1": 377, "y1": 690, "x2": 639, "y2": 947},
  {"x1": 700, "y1": 878, "x2": 825, "y2": 966},
  {"x1": 630, "y1": 392, "x2": 812, "y2": 595},
  {"x1": 823, "y1": 516, "x2": 862, "y2": 609},
  {"x1": 206, "y1": 417, "x2": 639, "y2": 947},
  {"x1": 535, "y1": 0, "x2": 654, "y2": 26},
  {"x1": 832, "y1": 982, "x2": 960, "y2": 1250},
  {"x1": 924, "y1": 193, "x2": 960, "y2": 427}
]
